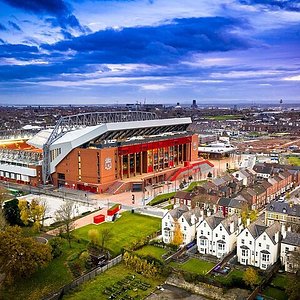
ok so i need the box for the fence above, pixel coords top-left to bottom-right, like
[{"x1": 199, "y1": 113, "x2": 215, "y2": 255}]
[{"x1": 43, "y1": 254, "x2": 123, "y2": 300}]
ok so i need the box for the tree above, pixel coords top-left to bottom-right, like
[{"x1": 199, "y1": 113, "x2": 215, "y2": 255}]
[
  {"x1": 241, "y1": 207, "x2": 257, "y2": 226},
  {"x1": 0, "y1": 208, "x2": 6, "y2": 231},
  {"x1": 55, "y1": 201, "x2": 75, "y2": 248},
  {"x1": 286, "y1": 250, "x2": 300, "y2": 300},
  {"x1": 0, "y1": 226, "x2": 52, "y2": 284},
  {"x1": 18, "y1": 198, "x2": 46, "y2": 232},
  {"x1": 3, "y1": 198, "x2": 22, "y2": 226},
  {"x1": 243, "y1": 267, "x2": 259, "y2": 289},
  {"x1": 48, "y1": 237, "x2": 63, "y2": 258},
  {"x1": 172, "y1": 220, "x2": 183, "y2": 246},
  {"x1": 100, "y1": 228, "x2": 113, "y2": 249},
  {"x1": 88, "y1": 229, "x2": 100, "y2": 245},
  {"x1": 286, "y1": 192, "x2": 291, "y2": 200}
]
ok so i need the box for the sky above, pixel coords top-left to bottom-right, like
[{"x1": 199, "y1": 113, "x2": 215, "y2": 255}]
[{"x1": 0, "y1": 0, "x2": 300, "y2": 105}]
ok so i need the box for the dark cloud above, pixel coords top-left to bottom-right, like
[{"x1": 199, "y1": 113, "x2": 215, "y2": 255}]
[
  {"x1": 8, "y1": 20, "x2": 22, "y2": 31},
  {"x1": 0, "y1": 43, "x2": 40, "y2": 60},
  {"x1": 43, "y1": 17, "x2": 252, "y2": 64},
  {"x1": 239, "y1": 0, "x2": 300, "y2": 12},
  {"x1": 2, "y1": 0, "x2": 86, "y2": 32},
  {"x1": 0, "y1": 23, "x2": 7, "y2": 31}
]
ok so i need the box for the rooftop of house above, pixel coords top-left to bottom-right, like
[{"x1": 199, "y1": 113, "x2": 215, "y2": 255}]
[
  {"x1": 167, "y1": 205, "x2": 189, "y2": 220},
  {"x1": 182, "y1": 207, "x2": 203, "y2": 226},
  {"x1": 282, "y1": 231, "x2": 300, "y2": 247},
  {"x1": 266, "y1": 201, "x2": 300, "y2": 217}
]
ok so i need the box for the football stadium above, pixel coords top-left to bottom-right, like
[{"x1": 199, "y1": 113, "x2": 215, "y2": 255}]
[{"x1": 0, "y1": 111, "x2": 213, "y2": 194}]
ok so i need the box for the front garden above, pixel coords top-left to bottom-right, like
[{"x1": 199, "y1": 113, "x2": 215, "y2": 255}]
[{"x1": 63, "y1": 263, "x2": 165, "y2": 300}]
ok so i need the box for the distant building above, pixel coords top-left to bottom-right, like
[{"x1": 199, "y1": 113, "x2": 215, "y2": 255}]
[
  {"x1": 191, "y1": 100, "x2": 198, "y2": 109},
  {"x1": 265, "y1": 201, "x2": 300, "y2": 226}
]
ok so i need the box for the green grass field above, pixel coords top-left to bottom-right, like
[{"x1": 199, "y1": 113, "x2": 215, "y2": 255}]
[
  {"x1": 73, "y1": 211, "x2": 161, "y2": 256},
  {"x1": 263, "y1": 287, "x2": 288, "y2": 300},
  {"x1": 63, "y1": 263, "x2": 164, "y2": 300},
  {"x1": 212, "y1": 269, "x2": 245, "y2": 285},
  {"x1": 134, "y1": 245, "x2": 167, "y2": 261},
  {"x1": 1, "y1": 239, "x2": 87, "y2": 300},
  {"x1": 148, "y1": 192, "x2": 175, "y2": 206},
  {"x1": 288, "y1": 156, "x2": 300, "y2": 167},
  {"x1": 271, "y1": 274, "x2": 287, "y2": 289},
  {"x1": 205, "y1": 115, "x2": 243, "y2": 121},
  {"x1": 171, "y1": 258, "x2": 215, "y2": 275}
]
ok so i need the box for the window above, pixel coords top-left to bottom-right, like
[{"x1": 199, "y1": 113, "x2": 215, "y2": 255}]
[
  {"x1": 208, "y1": 232, "x2": 210, "y2": 235},
  {"x1": 220, "y1": 226, "x2": 222, "y2": 231},
  {"x1": 263, "y1": 235, "x2": 266, "y2": 241},
  {"x1": 262, "y1": 254, "x2": 269, "y2": 262},
  {"x1": 204, "y1": 223, "x2": 206, "y2": 227},
  {"x1": 249, "y1": 241, "x2": 252, "y2": 245},
  {"x1": 218, "y1": 243, "x2": 225, "y2": 250},
  {"x1": 259, "y1": 243, "x2": 261, "y2": 247},
  {"x1": 266, "y1": 245, "x2": 270, "y2": 250},
  {"x1": 200, "y1": 240, "x2": 205, "y2": 246},
  {"x1": 165, "y1": 222, "x2": 168, "y2": 226},
  {"x1": 241, "y1": 239, "x2": 245, "y2": 244},
  {"x1": 184, "y1": 226, "x2": 187, "y2": 231},
  {"x1": 246, "y1": 232, "x2": 248, "y2": 237},
  {"x1": 215, "y1": 234, "x2": 218, "y2": 238},
  {"x1": 201, "y1": 230, "x2": 203, "y2": 235},
  {"x1": 242, "y1": 249, "x2": 247, "y2": 256},
  {"x1": 222, "y1": 235, "x2": 225, "y2": 240}
]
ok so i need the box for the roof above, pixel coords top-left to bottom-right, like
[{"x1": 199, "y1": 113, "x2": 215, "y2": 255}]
[
  {"x1": 182, "y1": 207, "x2": 203, "y2": 226},
  {"x1": 27, "y1": 129, "x2": 52, "y2": 148},
  {"x1": 175, "y1": 191, "x2": 194, "y2": 201},
  {"x1": 167, "y1": 205, "x2": 189, "y2": 220},
  {"x1": 266, "y1": 201, "x2": 300, "y2": 217},
  {"x1": 204, "y1": 212, "x2": 225, "y2": 230},
  {"x1": 282, "y1": 231, "x2": 300, "y2": 247},
  {"x1": 218, "y1": 198, "x2": 231, "y2": 207},
  {"x1": 221, "y1": 214, "x2": 240, "y2": 234},
  {"x1": 253, "y1": 164, "x2": 274, "y2": 175},
  {"x1": 246, "y1": 219, "x2": 280, "y2": 244}
]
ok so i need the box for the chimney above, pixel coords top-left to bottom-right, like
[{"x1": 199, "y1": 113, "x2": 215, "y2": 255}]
[
  {"x1": 275, "y1": 231, "x2": 280, "y2": 244},
  {"x1": 207, "y1": 209, "x2": 211, "y2": 217},
  {"x1": 191, "y1": 214, "x2": 197, "y2": 225},
  {"x1": 238, "y1": 217, "x2": 242, "y2": 226},
  {"x1": 281, "y1": 224, "x2": 286, "y2": 239},
  {"x1": 287, "y1": 226, "x2": 292, "y2": 232},
  {"x1": 246, "y1": 218, "x2": 250, "y2": 227},
  {"x1": 230, "y1": 221, "x2": 235, "y2": 233}
]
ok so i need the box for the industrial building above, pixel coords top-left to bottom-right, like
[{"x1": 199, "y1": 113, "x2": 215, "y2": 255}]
[{"x1": 0, "y1": 111, "x2": 213, "y2": 194}]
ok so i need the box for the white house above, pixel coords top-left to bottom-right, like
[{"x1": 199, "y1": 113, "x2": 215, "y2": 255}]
[
  {"x1": 162, "y1": 206, "x2": 189, "y2": 244},
  {"x1": 232, "y1": 169, "x2": 255, "y2": 186},
  {"x1": 178, "y1": 207, "x2": 204, "y2": 245},
  {"x1": 197, "y1": 212, "x2": 242, "y2": 258},
  {"x1": 237, "y1": 219, "x2": 281, "y2": 270},
  {"x1": 280, "y1": 229, "x2": 300, "y2": 273}
]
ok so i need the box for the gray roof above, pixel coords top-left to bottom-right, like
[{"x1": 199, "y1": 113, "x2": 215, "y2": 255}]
[
  {"x1": 213, "y1": 177, "x2": 226, "y2": 186},
  {"x1": 266, "y1": 201, "x2": 300, "y2": 218},
  {"x1": 205, "y1": 212, "x2": 225, "y2": 230},
  {"x1": 182, "y1": 207, "x2": 203, "y2": 226},
  {"x1": 167, "y1": 205, "x2": 189, "y2": 220},
  {"x1": 246, "y1": 219, "x2": 281, "y2": 244},
  {"x1": 282, "y1": 231, "x2": 300, "y2": 247},
  {"x1": 218, "y1": 197, "x2": 231, "y2": 207},
  {"x1": 221, "y1": 214, "x2": 240, "y2": 234}
]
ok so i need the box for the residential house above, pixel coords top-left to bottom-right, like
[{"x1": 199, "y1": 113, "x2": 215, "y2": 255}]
[
  {"x1": 237, "y1": 219, "x2": 281, "y2": 270},
  {"x1": 197, "y1": 213, "x2": 242, "y2": 258},
  {"x1": 233, "y1": 168, "x2": 256, "y2": 186},
  {"x1": 280, "y1": 228, "x2": 300, "y2": 273},
  {"x1": 217, "y1": 197, "x2": 248, "y2": 217},
  {"x1": 253, "y1": 164, "x2": 274, "y2": 179},
  {"x1": 265, "y1": 201, "x2": 300, "y2": 227},
  {"x1": 178, "y1": 207, "x2": 204, "y2": 245},
  {"x1": 162, "y1": 206, "x2": 189, "y2": 244}
]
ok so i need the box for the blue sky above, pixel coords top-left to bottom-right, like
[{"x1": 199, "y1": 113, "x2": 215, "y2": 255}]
[{"x1": 0, "y1": 0, "x2": 300, "y2": 105}]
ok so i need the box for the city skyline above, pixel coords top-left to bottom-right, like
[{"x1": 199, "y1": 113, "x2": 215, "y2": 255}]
[{"x1": 0, "y1": 0, "x2": 300, "y2": 104}]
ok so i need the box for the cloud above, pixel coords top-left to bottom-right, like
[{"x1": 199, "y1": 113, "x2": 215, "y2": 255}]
[
  {"x1": 2, "y1": 0, "x2": 86, "y2": 32},
  {"x1": 0, "y1": 23, "x2": 7, "y2": 31},
  {"x1": 8, "y1": 20, "x2": 22, "y2": 31},
  {"x1": 42, "y1": 17, "x2": 252, "y2": 65},
  {"x1": 239, "y1": 0, "x2": 300, "y2": 12}
]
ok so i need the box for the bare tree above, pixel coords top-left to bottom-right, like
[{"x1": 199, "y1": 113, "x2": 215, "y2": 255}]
[
  {"x1": 0, "y1": 208, "x2": 6, "y2": 231},
  {"x1": 40, "y1": 199, "x2": 49, "y2": 229},
  {"x1": 100, "y1": 228, "x2": 113, "y2": 250},
  {"x1": 55, "y1": 201, "x2": 75, "y2": 248}
]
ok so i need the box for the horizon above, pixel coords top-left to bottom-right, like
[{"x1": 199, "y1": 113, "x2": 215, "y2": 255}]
[{"x1": 0, "y1": 0, "x2": 300, "y2": 104}]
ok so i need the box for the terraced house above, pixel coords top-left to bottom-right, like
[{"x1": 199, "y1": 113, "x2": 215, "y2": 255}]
[{"x1": 197, "y1": 213, "x2": 242, "y2": 258}]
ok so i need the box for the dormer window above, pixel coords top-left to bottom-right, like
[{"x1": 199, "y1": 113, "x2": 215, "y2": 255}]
[{"x1": 220, "y1": 226, "x2": 222, "y2": 231}]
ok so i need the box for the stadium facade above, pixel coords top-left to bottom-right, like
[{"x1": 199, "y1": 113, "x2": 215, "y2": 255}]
[{"x1": 0, "y1": 112, "x2": 213, "y2": 194}]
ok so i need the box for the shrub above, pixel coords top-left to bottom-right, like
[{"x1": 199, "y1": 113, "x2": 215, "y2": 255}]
[{"x1": 48, "y1": 237, "x2": 63, "y2": 258}]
